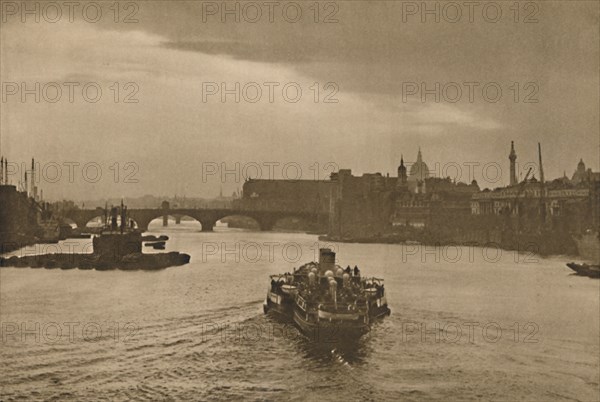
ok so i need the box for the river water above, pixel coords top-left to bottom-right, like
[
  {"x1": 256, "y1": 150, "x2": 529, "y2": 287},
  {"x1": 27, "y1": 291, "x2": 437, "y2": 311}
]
[{"x1": 1, "y1": 222, "x2": 599, "y2": 401}]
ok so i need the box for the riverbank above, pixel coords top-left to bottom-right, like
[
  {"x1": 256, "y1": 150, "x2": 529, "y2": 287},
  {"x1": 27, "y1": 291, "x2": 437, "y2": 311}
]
[{"x1": 0, "y1": 233, "x2": 44, "y2": 254}]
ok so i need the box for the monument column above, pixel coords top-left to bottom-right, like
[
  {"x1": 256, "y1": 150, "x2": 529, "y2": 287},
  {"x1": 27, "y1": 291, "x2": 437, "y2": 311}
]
[{"x1": 509, "y1": 141, "x2": 517, "y2": 186}]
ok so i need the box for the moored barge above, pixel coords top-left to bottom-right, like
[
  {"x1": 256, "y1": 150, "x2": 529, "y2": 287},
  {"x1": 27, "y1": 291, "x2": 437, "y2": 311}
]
[{"x1": 566, "y1": 262, "x2": 600, "y2": 278}]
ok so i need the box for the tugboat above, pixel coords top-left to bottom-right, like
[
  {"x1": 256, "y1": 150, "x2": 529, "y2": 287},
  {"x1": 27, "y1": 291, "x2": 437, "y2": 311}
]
[
  {"x1": 1, "y1": 201, "x2": 190, "y2": 270},
  {"x1": 264, "y1": 248, "x2": 390, "y2": 340}
]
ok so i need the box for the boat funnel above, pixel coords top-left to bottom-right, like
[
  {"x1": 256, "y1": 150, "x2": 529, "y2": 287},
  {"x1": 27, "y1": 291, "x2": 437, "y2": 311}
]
[{"x1": 319, "y1": 248, "x2": 336, "y2": 274}]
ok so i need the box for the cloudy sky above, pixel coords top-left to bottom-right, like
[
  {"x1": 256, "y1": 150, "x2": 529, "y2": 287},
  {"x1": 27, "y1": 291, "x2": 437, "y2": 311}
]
[{"x1": 1, "y1": 0, "x2": 598, "y2": 201}]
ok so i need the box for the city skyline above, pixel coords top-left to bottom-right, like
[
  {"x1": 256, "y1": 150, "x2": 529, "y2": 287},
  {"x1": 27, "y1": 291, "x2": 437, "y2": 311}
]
[{"x1": 0, "y1": 143, "x2": 595, "y2": 202}]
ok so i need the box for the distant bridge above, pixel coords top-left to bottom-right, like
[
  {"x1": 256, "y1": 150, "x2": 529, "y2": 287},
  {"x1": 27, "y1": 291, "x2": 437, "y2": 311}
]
[{"x1": 63, "y1": 207, "x2": 328, "y2": 232}]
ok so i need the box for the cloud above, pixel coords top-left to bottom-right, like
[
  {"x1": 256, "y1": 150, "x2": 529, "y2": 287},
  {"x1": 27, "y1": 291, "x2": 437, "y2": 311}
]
[
  {"x1": 162, "y1": 40, "x2": 316, "y2": 64},
  {"x1": 410, "y1": 103, "x2": 502, "y2": 132},
  {"x1": 2, "y1": 21, "x2": 421, "y2": 198}
]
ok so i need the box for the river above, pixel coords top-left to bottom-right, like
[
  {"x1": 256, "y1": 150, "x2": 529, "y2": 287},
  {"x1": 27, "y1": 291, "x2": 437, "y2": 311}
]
[{"x1": 1, "y1": 221, "x2": 598, "y2": 401}]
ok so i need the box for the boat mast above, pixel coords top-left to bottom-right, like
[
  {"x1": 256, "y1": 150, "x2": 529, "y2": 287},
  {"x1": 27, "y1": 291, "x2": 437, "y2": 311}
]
[
  {"x1": 510, "y1": 167, "x2": 532, "y2": 235},
  {"x1": 538, "y1": 143, "x2": 546, "y2": 231}
]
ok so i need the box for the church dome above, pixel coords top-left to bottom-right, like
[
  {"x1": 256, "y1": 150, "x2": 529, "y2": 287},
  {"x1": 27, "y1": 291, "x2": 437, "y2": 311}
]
[
  {"x1": 408, "y1": 149, "x2": 430, "y2": 181},
  {"x1": 572, "y1": 158, "x2": 588, "y2": 183}
]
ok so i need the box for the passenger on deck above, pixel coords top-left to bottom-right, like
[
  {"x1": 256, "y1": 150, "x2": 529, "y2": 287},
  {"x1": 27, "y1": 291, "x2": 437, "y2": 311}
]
[
  {"x1": 353, "y1": 266, "x2": 360, "y2": 277},
  {"x1": 345, "y1": 266, "x2": 351, "y2": 274}
]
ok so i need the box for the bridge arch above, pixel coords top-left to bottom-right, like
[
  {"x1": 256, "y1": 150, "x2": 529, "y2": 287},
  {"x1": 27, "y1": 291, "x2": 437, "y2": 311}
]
[
  {"x1": 147, "y1": 215, "x2": 202, "y2": 231},
  {"x1": 270, "y1": 215, "x2": 312, "y2": 231},
  {"x1": 62, "y1": 208, "x2": 329, "y2": 233},
  {"x1": 61, "y1": 218, "x2": 77, "y2": 229},
  {"x1": 83, "y1": 215, "x2": 104, "y2": 228},
  {"x1": 217, "y1": 214, "x2": 261, "y2": 231}
]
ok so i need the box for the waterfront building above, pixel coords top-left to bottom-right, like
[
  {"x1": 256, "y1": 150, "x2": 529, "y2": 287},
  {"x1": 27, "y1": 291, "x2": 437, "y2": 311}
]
[
  {"x1": 328, "y1": 154, "x2": 479, "y2": 237},
  {"x1": 0, "y1": 156, "x2": 62, "y2": 252},
  {"x1": 237, "y1": 178, "x2": 335, "y2": 215},
  {"x1": 0, "y1": 183, "x2": 42, "y2": 251},
  {"x1": 470, "y1": 147, "x2": 600, "y2": 234},
  {"x1": 234, "y1": 144, "x2": 598, "y2": 242}
]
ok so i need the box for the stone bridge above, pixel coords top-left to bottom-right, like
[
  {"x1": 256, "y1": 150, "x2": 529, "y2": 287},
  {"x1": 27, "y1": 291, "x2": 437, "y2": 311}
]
[{"x1": 63, "y1": 207, "x2": 328, "y2": 233}]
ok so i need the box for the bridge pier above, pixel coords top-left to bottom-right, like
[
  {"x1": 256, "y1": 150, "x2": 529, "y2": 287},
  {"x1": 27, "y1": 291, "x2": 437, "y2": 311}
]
[
  {"x1": 162, "y1": 201, "x2": 170, "y2": 227},
  {"x1": 175, "y1": 215, "x2": 182, "y2": 224},
  {"x1": 73, "y1": 218, "x2": 90, "y2": 231},
  {"x1": 200, "y1": 219, "x2": 216, "y2": 232},
  {"x1": 258, "y1": 217, "x2": 276, "y2": 231}
]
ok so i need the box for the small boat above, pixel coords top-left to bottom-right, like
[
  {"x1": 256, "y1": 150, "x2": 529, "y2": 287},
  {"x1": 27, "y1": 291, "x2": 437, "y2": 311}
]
[
  {"x1": 141, "y1": 235, "x2": 170, "y2": 242},
  {"x1": 566, "y1": 262, "x2": 600, "y2": 278},
  {"x1": 264, "y1": 248, "x2": 390, "y2": 340},
  {"x1": 264, "y1": 274, "x2": 296, "y2": 319},
  {"x1": 145, "y1": 241, "x2": 166, "y2": 248}
]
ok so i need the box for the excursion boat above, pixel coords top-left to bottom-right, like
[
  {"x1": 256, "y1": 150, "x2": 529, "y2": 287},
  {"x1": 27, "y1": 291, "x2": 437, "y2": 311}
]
[{"x1": 264, "y1": 248, "x2": 390, "y2": 340}]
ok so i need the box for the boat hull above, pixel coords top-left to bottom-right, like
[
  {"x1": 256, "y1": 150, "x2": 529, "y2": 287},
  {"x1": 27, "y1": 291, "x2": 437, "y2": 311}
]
[
  {"x1": 370, "y1": 304, "x2": 392, "y2": 319},
  {"x1": 293, "y1": 310, "x2": 370, "y2": 342},
  {"x1": 263, "y1": 291, "x2": 294, "y2": 319}
]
